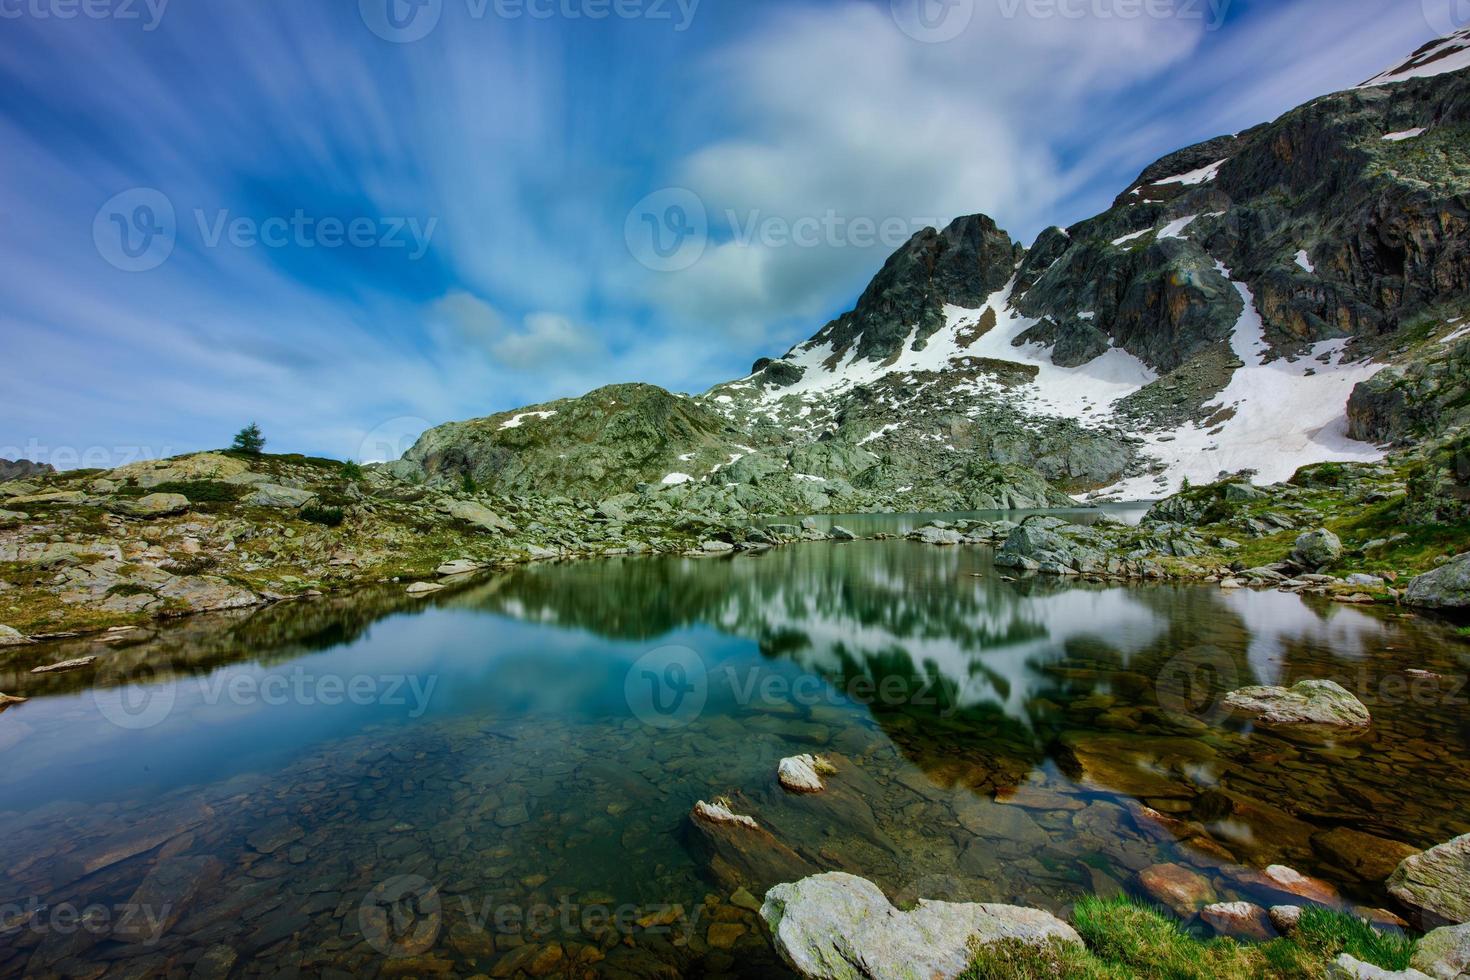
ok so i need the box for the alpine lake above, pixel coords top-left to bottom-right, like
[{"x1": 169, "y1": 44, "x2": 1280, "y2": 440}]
[{"x1": 2, "y1": 514, "x2": 1469, "y2": 979}]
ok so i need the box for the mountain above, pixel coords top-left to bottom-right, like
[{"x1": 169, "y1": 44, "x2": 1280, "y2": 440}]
[{"x1": 396, "y1": 31, "x2": 1470, "y2": 511}]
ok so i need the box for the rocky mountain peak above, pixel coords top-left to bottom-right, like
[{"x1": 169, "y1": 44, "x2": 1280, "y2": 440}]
[{"x1": 793, "y1": 213, "x2": 1023, "y2": 369}]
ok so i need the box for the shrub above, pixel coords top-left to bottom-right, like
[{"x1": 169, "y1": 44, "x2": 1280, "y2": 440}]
[
  {"x1": 230, "y1": 423, "x2": 266, "y2": 455},
  {"x1": 341, "y1": 461, "x2": 365, "y2": 481}
]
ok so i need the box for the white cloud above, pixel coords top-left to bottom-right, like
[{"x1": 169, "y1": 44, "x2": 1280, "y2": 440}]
[{"x1": 639, "y1": 0, "x2": 1201, "y2": 339}]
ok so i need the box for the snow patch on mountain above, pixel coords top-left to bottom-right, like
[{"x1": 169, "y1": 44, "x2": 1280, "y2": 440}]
[
  {"x1": 1153, "y1": 158, "x2": 1227, "y2": 186},
  {"x1": 1382, "y1": 127, "x2": 1428, "y2": 141},
  {"x1": 1103, "y1": 270, "x2": 1384, "y2": 499},
  {"x1": 1360, "y1": 29, "x2": 1470, "y2": 87}
]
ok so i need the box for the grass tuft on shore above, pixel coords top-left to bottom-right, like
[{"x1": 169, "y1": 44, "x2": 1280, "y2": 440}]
[{"x1": 961, "y1": 898, "x2": 1417, "y2": 980}]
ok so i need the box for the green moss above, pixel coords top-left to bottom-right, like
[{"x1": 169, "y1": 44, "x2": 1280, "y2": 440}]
[{"x1": 962, "y1": 898, "x2": 1419, "y2": 980}]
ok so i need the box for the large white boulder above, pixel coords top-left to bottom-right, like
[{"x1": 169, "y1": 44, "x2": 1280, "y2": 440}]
[{"x1": 760, "y1": 872, "x2": 1080, "y2": 980}]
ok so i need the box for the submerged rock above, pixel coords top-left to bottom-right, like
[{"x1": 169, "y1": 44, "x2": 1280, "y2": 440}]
[
  {"x1": 760, "y1": 871, "x2": 1081, "y2": 980},
  {"x1": 1313, "y1": 828, "x2": 1420, "y2": 883},
  {"x1": 1405, "y1": 554, "x2": 1470, "y2": 610},
  {"x1": 688, "y1": 798, "x2": 815, "y2": 894},
  {"x1": 1224, "y1": 680, "x2": 1370, "y2": 737},
  {"x1": 1138, "y1": 863, "x2": 1215, "y2": 917},
  {"x1": 1389, "y1": 835, "x2": 1470, "y2": 927},
  {"x1": 1260, "y1": 865, "x2": 1342, "y2": 907},
  {"x1": 1201, "y1": 902, "x2": 1274, "y2": 940}
]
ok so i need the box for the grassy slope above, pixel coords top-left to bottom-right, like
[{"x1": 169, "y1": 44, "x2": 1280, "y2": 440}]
[{"x1": 963, "y1": 899, "x2": 1417, "y2": 980}]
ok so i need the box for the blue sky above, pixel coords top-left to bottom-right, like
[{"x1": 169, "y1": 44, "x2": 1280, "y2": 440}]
[{"x1": 0, "y1": 0, "x2": 1454, "y2": 466}]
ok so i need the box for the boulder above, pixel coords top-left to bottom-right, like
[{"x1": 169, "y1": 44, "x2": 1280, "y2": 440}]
[
  {"x1": 1138, "y1": 863, "x2": 1215, "y2": 917},
  {"x1": 443, "y1": 500, "x2": 516, "y2": 533},
  {"x1": 1412, "y1": 923, "x2": 1470, "y2": 979},
  {"x1": 110, "y1": 453, "x2": 250, "y2": 487},
  {"x1": 1406, "y1": 555, "x2": 1470, "y2": 610},
  {"x1": 244, "y1": 484, "x2": 317, "y2": 509},
  {"x1": 0, "y1": 625, "x2": 32, "y2": 646},
  {"x1": 30, "y1": 656, "x2": 98, "y2": 674},
  {"x1": 436, "y1": 559, "x2": 482, "y2": 577},
  {"x1": 1224, "y1": 680, "x2": 1371, "y2": 737},
  {"x1": 829, "y1": 526, "x2": 857, "y2": 542},
  {"x1": 1389, "y1": 835, "x2": 1470, "y2": 927},
  {"x1": 1270, "y1": 905, "x2": 1303, "y2": 934},
  {"x1": 910, "y1": 525, "x2": 964, "y2": 546},
  {"x1": 760, "y1": 872, "x2": 1082, "y2": 980},
  {"x1": 1293, "y1": 529, "x2": 1343, "y2": 568},
  {"x1": 111, "y1": 492, "x2": 191, "y2": 518},
  {"x1": 777, "y1": 755, "x2": 834, "y2": 794},
  {"x1": 1201, "y1": 902, "x2": 1274, "y2": 941},
  {"x1": 406, "y1": 582, "x2": 445, "y2": 596}
]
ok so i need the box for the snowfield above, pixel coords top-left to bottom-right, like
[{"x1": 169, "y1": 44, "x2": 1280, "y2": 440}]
[
  {"x1": 1104, "y1": 269, "x2": 1384, "y2": 499},
  {"x1": 738, "y1": 264, "x2": 1385, "y2": 500},
  {"x1": 1360, "y1": 29, "x2": 1470, "y2": 87}
]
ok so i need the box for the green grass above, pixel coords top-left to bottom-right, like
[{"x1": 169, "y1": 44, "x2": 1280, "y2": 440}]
[{"x1": 961, "y1": 899, "x2": 1418, "y2": 980}]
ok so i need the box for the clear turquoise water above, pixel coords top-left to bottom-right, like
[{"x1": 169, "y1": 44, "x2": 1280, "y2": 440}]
[{"x1": 1, "y1": 538, "x2": 1467, "y2": 977}]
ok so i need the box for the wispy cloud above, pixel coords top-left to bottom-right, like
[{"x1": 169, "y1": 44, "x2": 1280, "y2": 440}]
[{"x1": 0, "y1": 0, "x2": 1445, "y2": 465}]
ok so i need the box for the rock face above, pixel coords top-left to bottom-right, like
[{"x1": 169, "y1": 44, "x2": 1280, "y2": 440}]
[
  {"x1": 111, "y1": 492, "x2": 191, "y2": 518},
  {"x1": 244, "y1": 484, "x2": 317, "y2": 509},
  {"x1": 1406, "y1": 554, "x2": 1470, "y2": 610},
  {"x1": 796, "y1": 215, "x2": 1024, "y2": 367},
  {"x1": 760, "y1": 872, "x2": 1081, "y2": 980},
  {"x1": 1388, "y1": 835, "x2": 1470, "y2": 927},
  {"x1": 1349, "y1": 337, "x2": 1470, "y2": 445},
  {"x1": 0, "y1": 458, "x2": 55, "y2": 482},
  {"x1": 1224, "y1": 680, "x2": 1371, "y2": 737}
]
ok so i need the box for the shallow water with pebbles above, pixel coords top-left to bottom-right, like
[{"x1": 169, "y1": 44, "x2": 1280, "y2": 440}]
[{"x1": 1, "y1": 537, "x2": 1468, "y2": 977}]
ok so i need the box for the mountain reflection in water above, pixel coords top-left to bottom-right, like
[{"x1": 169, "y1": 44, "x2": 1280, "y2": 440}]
[{"x1": 0, "y1": 538, "x2": 1467, "y2": 978}]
